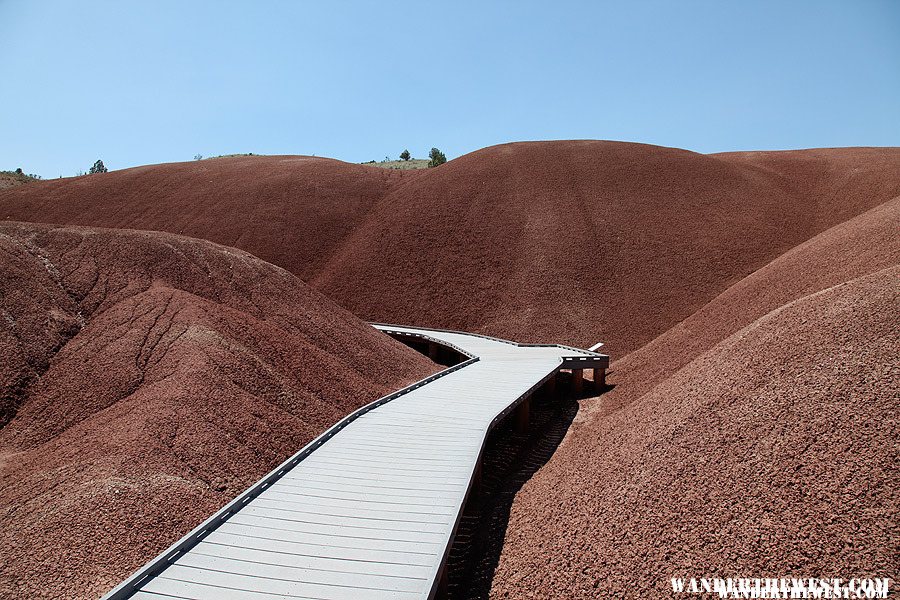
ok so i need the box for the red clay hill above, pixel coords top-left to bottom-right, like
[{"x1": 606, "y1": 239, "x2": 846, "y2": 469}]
[
  {"x1": 0, "y1": 222, "x2": 437, "y2": 599},
  {"x1": 491, "y1": 197, "x2": 900, "y2": 598},
  {"x1": 3, "y1": 142, "x2": 898, "y2": 359},
  {"x1": 1, "y1": 142, "x2": 898, "y2": 599}
]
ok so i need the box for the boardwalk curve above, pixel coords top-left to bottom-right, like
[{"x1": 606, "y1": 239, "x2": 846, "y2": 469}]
[{"x1": 102, "y1": 324, "x2": 608, "y2": 600}]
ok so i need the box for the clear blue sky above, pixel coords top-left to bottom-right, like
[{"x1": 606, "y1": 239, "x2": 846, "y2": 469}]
[{"x1": 2, "y1": 0, "x2": 898, "y2": 177}]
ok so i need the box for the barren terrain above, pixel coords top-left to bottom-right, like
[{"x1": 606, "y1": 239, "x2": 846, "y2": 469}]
[
  {"x1": 0, "y1": 222, "x2": 436, "y2": 598},
  {"x1": 491, "y1": 197, "x2": 900, "y2": 597},
  {"x1": 0, "y1": 141, "x2": 897, "y2": 598},
  {"x1": 3, "y1": 142, "x2": 899, "y2": 358}
]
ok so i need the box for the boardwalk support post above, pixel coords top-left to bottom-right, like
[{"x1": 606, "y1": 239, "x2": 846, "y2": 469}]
[
  {"x1": 572, "y1": 369, "x2": 584, "y2": 396},
  {"x1": 544, "y1": 373, "x2": 557, "y2": 398},
  {"x1": 594, "y1": 367, "x2": 606, "y2": 389},
  {"x1": 465, "y1": 459, "x2": 483, "y2": 516},
  {"x1": 515, "y1": 396, "x2": 530, "y2": 433},
  {"x1": 436, "y1": 563, "x2": 449, "y2": 599}
]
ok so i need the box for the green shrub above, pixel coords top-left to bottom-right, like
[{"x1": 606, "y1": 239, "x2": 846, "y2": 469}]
[{"x1": 428, "y1": 147, "x2": 447, "y2": 168}]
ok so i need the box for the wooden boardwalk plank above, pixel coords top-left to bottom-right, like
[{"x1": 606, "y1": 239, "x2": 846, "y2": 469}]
[{"x1": 102, "y1": 324, "x2": 607, "y2": 600}]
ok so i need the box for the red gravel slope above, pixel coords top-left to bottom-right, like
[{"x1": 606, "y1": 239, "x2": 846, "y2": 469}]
[
  {"x1": 2, "y1": 143, "x2": 898, "y2": 357},
  {"x1": 490, "y1": 198, "x2": 900, "y2": 598},
  {"x1": 0, "y1": 222, "x2": 437, "y2": 600},
  {"x1": 313, "y1": 143, "x2": 900, "y2": 357},
  {"x1": 0, "y1": 156, "x2": 397, "y2": 282}
]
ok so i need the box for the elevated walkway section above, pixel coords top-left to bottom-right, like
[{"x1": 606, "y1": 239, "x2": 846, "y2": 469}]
[{"x1": 104, "y1": 325, "x2": 608, "y2": 600}]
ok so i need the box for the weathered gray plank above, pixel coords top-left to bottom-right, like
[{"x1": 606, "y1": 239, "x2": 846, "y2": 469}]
[{"x1": 102, "y1": 324, "x2": 607, "y2": 600}]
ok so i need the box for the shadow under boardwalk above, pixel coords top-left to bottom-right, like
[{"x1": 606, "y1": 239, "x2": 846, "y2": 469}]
[{"x1": 446, "y1": 380, "x2": 582, "y2": 599}]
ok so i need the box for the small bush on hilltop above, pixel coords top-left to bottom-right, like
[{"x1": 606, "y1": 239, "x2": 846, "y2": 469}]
[
  {"x1": 89, "y1": 160, "x2": 108, "y2": 174},
  {"x1": 1, "y1": 169, "x2": 41, "y2": 182},
  {"x1": 428, "y1": 147, "x2": 447, "y2": 168},
  {"x1": 400, "y1": 149, "x2": 411, "y2": 161}
]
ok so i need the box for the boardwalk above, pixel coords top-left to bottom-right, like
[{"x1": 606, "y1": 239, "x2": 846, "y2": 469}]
[{"x1": 103, "y1": 325, "x2": 608, "y2": 600}]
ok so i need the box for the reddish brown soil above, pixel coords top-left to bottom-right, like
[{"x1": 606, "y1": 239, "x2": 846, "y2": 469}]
[
  {"x1": 490, "y1": 198, "x2": 900, "y2": 598},
  {"x1": 1, "y1": 142, "x2": 898, "y2": 598},
  {"x1": 0, "y1": 156, "x2": 400, "y2": 282},
  {"x1": 314, "y1": 143, "x2": 900, "y2": 359},
  {"x1": 0, "y1": 222, "x2": 437, "y2": 599},
  {"x1": 2, "y1": 143, "x2": 898, "y2": 358}
]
